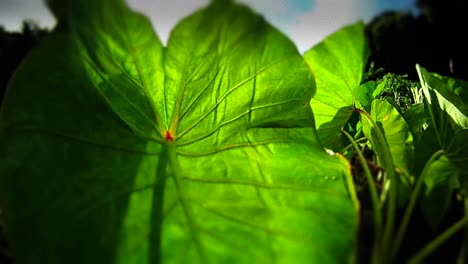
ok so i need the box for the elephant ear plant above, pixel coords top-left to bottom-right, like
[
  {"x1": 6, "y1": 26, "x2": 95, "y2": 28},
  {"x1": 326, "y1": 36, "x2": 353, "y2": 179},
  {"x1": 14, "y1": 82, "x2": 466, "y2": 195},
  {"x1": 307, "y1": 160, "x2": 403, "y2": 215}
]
[
  {"x1": 0, "y1": 0, "x2": 358, "y2": 263},
  {"x1": 304, "y1": 18, "x2": 468, "y2": 263}
]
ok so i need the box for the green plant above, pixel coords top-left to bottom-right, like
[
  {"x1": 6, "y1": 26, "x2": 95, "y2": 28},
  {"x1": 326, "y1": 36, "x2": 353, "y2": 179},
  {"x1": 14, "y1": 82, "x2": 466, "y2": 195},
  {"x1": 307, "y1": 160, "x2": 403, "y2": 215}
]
[
  {"x1": 303, "y1": 19, "x2": 467, "y2": 263},
  {"x1": 0, "y1": 0, "x2": 357, "y2": 263},
  {"x1": 0, "y1": 0, "x2": 466, "y2": 263}
]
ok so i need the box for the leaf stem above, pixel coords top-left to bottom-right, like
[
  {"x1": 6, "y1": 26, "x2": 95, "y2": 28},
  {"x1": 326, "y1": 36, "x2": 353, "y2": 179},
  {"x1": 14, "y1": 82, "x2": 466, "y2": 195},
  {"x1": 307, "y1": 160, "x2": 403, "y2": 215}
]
[
  {"x1": 355, "y1": 108, "x2": 397, "y2": 260},
  {"x1": 341, "y1": 129, "x2": 382, "y2": 252},
  {"x1": 342, "y1": 130, "x2": 382, "y2": 227},
  {"x1": 340, "y1": 137, "x2": 368, "y2": 153},
  {"x1": 392, "y1": 149, "x2": 445, "y2": 258},
  {"x1": 408, "y1": 216, "x2": 468, "y2": 264}
]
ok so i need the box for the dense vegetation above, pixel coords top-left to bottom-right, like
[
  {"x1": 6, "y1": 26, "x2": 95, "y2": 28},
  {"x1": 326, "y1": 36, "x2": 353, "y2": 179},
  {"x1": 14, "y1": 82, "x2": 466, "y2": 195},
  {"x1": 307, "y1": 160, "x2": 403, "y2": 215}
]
[{"x1": 0, "y1": 0, "x2": 466, "y2": 263}]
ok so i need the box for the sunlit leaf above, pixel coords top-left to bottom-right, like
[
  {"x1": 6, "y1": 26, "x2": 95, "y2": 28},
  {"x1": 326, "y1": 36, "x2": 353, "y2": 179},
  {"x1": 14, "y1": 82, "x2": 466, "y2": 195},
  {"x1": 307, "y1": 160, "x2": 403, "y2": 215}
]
[
  {"x1": 0, "y1": 1, "x2": 357, "y2": 263},
  {"x1": 361, "y1": 99, "x2": 414, "y2": 203},
  {"x1": 303, "y1": 21, "x2": 370, "y2": 148}
]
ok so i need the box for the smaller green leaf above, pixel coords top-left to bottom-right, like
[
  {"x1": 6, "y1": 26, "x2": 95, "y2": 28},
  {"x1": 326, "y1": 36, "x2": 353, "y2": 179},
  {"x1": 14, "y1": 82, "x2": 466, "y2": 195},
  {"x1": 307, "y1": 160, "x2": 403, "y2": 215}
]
[
  {"x1": 446, "y1": 129, "x2": 468, "y2": 171},
  {"x1": 362, "y1": 99, "x2": 414, "y2": 203},
  {"x1": 355, "y1": 81, "x2": 377, "y2": 110},
  {"x1": 372, "y1": 77, "x2": 388, "y2": 98},
  {"x1": 417, "y1": 129, "x2": 446, "y2": 175},
  {"x1": 403, "y1": 103, "x2": 430, "y2": 145},
  {"x1": 362, "y1": 100, "x2": 414, "y2": 174},
  {"x1": 416, "y1": 64, "x2": 468, "y2": 130},
  {"x1": 421, "y1": 155, "x2": 460, "y2": 228},
  {"x1": 304, "y1": 21, "x2": 370, "y2": 148},
  {"x1": 403, "y1": 104, "x2": 439, "y2": 176}
]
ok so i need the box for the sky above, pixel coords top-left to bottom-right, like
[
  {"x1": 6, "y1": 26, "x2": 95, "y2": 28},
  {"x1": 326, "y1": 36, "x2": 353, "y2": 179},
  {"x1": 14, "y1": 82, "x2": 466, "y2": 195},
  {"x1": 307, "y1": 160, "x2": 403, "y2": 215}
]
[{"x1": 0, "y1": 0, "x2": 417, "y2": 53}]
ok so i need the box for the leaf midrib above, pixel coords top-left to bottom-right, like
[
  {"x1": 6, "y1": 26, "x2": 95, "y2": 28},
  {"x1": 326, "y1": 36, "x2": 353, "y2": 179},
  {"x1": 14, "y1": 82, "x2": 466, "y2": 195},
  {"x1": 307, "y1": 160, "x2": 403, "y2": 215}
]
[{"x1": 165, "y1": 141, "x2": 206, "y2": 261}]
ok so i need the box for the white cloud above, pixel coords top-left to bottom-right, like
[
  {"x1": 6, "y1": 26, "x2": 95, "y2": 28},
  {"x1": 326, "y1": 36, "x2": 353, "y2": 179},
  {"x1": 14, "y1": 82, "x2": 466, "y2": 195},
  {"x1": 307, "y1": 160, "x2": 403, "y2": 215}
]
[
  {"x1": 236, "y1": 0, "x2": 309, "y2": 42},
  {"x1": 128, "y1": 0, "x2": 308, "y2": 46},
  {"x1": 237, "y1": 0, "x2": 300, "y2": 24},
  {"x1": 0, "y1": 0, "x2": 382, "y2": 55},
  {"x1": 0, "y1": 0, "x2": 55, "y2": 31},
  {"x1": 127, "y1": 0, "x2": 209, "y2": 45},
  {"x1": 288, "y1": 0, "x2": 377, "y2": 53}
]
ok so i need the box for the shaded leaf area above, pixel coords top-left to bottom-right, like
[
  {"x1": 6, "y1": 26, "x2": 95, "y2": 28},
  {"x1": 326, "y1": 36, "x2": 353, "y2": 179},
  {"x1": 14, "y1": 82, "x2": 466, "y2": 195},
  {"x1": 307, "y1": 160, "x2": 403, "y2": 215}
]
[
  {"x1": 0, "y1": 21, "x2": 50, "y2": 264},
  {"x1": 417, "y1": 65, "x2": 468, "y2": 171},
  {"x1": 420, "y1": 155, "x2": 460, "y2": 228},
  {"x1": 0, "y1": 21, "x2": 49, "y2": 105},
  {"x1": 414, "y1": 64, "x2": 467, "y2": 245},
  {"x1": 0, "y1": 0, "x2": 357, "y2": 263},
  {"x1": 394, "y1": 195, "x2": 465, "y2": 264},
  {"x1": 304, "y1": 21, "x2": 370, "y2": 149},
  {"x1": 0, "y1": 209, "x2": 11, "y2": 264}
]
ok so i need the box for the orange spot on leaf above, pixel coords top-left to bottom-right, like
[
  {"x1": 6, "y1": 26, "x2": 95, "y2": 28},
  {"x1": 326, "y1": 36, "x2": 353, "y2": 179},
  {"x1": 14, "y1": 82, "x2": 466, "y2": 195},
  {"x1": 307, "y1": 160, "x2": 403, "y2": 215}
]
[{"x1": 165, "y1": 131, "x2": 174, "y2": 141}]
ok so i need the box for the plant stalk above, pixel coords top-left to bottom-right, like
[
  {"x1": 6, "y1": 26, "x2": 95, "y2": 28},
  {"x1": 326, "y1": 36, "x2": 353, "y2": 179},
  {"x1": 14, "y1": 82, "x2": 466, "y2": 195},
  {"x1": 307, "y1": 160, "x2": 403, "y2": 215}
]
[
  {"x1": 356, "y1": 108, "x2": 397, "y2": 260},
  {"x1": 392, "y1": 150, "x2": 444, "y2": 257},
  {"x1": 341, "y1": 129, "x2": 383, "y2": 264},
  {"x1": 342, "y1": 130, "x2": 383, "y2": 232},
  {"x1": 408, "y1": 216, "x2": 468, "y2": 264},
  {"x1": 340, "y1": 137, "x2": 368, "y2": 154}
]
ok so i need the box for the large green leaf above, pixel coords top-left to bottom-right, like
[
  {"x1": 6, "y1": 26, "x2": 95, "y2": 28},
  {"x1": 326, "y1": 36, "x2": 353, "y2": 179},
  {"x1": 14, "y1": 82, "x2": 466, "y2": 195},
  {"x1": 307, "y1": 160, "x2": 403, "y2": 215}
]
[
  {"x1": 303, "y1": 21, "x2": 370, "y2": 148},
  {"x1": 416, "y1": 64, "x2": 468, "y2": 171},
  {"x1": 0, "y1": 0, "x2": 357, "y2": 263},
  {"x1": 415, "y1": 65, "x2": 467, "y2": 229}
]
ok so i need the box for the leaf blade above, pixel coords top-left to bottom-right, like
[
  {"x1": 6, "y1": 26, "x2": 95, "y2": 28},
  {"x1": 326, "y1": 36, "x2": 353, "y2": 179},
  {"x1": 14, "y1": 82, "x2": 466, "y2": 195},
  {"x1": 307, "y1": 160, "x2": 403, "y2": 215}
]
[
  {"x1": 0, "y1": 1, "x2": 358, "y2": 263},
  {"x1": 304, "y1": 21, "x2": 370, "y2": 147}
]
